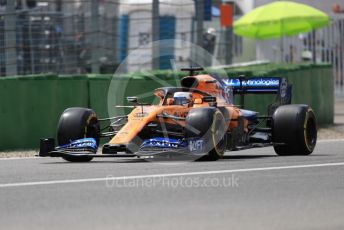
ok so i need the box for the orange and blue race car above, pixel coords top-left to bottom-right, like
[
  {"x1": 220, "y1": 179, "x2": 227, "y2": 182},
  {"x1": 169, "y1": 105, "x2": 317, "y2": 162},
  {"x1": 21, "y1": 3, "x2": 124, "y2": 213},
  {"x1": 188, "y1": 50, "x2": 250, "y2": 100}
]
[{"x1": 39, "y1": 67, "x2": 317, "y2": 162}]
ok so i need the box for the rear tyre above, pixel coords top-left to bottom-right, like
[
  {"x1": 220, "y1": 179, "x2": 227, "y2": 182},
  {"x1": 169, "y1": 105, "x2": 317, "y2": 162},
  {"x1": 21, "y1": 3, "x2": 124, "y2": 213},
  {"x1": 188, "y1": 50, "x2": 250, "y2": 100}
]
[
  {"x1": 57, "y1": 107, "x2": 100, "y2": 162},
  {"x1": 272, "y1": 104, "x2": 317, "y2": 156},
  {"x1": 185, "y1": 107, "x2": 227, "y2": 161}
]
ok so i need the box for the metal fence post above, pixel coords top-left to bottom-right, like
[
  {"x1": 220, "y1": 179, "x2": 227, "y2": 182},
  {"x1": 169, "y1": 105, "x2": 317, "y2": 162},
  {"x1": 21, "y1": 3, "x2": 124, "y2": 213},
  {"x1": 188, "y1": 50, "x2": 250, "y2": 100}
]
[
  {"x1": 4, "y1": 0, "x2": 17, "y2": 76},
  {"x1": 196, "y1": 0, "x2": 204, "y2": 49},
  {"x1": 192, "y1": 0, "x2": 204, "y2": 66},
  {"x1": 152, "y1": 0, "x2": 160, "y2": 70},
  {"x1": 91, "y1": 0, "x2": 99, "y2": 73},
  {"x1": 340, "y1": 19, "x2": 344, "y2": 87},
  {"x1": 312, "y1": 30, "x2": 316, "y2": 63}
]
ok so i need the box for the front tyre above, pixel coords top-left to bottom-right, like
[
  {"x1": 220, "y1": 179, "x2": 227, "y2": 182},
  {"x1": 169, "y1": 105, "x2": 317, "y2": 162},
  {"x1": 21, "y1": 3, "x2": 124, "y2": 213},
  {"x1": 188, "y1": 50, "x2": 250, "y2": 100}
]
[
  {"x1": 185, "y1": 107, "x2": 227, "y2": 161},
  {"x1": 272, "y1": 104, "x2": 317, "y2": 155},
  {"x1": 57, "y1": 107, "x2": 100, "y2": 162}
]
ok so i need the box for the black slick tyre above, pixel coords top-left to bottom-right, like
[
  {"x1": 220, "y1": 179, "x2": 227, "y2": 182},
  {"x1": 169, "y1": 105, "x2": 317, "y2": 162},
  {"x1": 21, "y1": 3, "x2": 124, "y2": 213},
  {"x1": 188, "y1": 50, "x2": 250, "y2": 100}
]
[
  {"x1": 272, "y1": 104, "x2": 317, "y2": 155},
  {"x1": 185, "y1": 107, "x2": 227, "y2": 161},
  {"x1": 57, "y1": 107, "x2": 100, "y2": 162}
]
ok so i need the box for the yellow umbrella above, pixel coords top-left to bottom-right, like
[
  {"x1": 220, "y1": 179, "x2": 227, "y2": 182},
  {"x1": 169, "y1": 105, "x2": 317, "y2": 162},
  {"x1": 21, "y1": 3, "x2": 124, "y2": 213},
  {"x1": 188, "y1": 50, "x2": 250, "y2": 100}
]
[{"x1": 233, "y1": 1, "x2": 329, "y2": 39}]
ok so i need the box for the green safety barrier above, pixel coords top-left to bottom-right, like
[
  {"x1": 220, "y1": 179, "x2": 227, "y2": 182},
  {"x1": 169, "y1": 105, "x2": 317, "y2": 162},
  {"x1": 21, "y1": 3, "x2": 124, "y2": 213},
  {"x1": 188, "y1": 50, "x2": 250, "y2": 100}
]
[
  {"x1": 0, "y1": 75, "x2": 89, "y2": 150},
  {"x1": 0, "y1": 63, "x2": 334, "y2": 150}
]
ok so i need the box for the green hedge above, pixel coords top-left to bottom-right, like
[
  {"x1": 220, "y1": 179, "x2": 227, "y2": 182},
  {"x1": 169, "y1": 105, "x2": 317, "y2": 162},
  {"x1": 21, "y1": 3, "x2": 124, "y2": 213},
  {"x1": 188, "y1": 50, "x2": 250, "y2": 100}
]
[{"x1": 0, "y1": 63, "x2": 333, "y2": 150}]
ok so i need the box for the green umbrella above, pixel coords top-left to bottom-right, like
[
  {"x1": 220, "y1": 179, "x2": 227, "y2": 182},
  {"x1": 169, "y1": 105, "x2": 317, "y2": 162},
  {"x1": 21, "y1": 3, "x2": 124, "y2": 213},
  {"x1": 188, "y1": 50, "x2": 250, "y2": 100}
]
[{"x1": 233, "y1": 1, "x2": 330, "y2": 39}]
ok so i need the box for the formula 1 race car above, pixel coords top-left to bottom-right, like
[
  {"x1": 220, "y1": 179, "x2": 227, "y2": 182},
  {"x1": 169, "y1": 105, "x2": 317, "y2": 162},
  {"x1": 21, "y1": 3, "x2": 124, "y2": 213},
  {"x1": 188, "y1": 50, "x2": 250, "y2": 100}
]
[{"x1": 39, "y1": 67, "x2": 317, "y2": 162}]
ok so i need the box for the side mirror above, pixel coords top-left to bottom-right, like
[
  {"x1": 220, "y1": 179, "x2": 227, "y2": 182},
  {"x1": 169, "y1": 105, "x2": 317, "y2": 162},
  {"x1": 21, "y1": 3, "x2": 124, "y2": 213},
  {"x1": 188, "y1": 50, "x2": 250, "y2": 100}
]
[
  {"x1": 203, "y1": 96, "x2": 216, "y2": 103},
  {"x1": 127, "y1": 97, "x2": 138, "y2": 104}
]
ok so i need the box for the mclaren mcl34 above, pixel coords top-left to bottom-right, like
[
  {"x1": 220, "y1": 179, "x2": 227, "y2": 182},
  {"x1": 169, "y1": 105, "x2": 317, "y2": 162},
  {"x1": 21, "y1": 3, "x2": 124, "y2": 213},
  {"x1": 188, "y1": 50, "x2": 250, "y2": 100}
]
[{"x1": 39, "y1": 67, "x2": 317, "y2": 162}]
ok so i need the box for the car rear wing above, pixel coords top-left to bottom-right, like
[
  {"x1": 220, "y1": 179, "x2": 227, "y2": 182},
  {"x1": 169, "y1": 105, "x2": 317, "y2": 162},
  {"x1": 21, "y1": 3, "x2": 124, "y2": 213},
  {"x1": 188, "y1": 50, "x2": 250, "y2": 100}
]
[
  {"x1": 223, "y1": 77, "x2": 287, "y2": 93},
  {"x1": 223, "y1": 76, "x2": 292, "y2": 109}
]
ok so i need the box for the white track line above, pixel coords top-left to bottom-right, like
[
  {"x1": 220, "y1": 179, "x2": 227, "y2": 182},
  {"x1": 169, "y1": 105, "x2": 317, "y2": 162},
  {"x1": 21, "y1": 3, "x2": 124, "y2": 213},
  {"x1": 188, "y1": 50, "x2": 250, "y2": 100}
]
[
  {"x1": 318, "y1": 139, "x2": 344, "y2": 143},
  {"x1": 0, "y1": 157, "x2": 37, "y2": 161},
  {"x1": 1, "y1": 162, "x2": 344, "y2": 188}
]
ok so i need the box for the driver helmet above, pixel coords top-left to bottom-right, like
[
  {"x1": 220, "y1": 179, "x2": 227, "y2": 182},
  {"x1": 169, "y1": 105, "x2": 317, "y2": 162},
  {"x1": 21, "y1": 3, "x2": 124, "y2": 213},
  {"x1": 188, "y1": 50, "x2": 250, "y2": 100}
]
[{"x1": 173, "y1": 92, "x2": 192, "y2": 106}]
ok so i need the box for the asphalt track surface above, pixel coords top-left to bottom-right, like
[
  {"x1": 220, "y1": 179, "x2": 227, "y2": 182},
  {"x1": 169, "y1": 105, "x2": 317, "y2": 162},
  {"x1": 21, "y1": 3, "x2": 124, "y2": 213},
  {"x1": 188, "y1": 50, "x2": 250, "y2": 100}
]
[{"x1": 1, "y1": 139, "x2": 344, "y2": 230}]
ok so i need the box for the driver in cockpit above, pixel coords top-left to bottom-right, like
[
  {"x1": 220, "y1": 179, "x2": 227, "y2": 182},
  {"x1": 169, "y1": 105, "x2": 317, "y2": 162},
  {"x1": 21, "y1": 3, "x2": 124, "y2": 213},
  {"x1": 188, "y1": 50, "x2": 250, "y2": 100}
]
[{"x1": 173, "y1": 92, "x2": 193, "y2": 107}]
